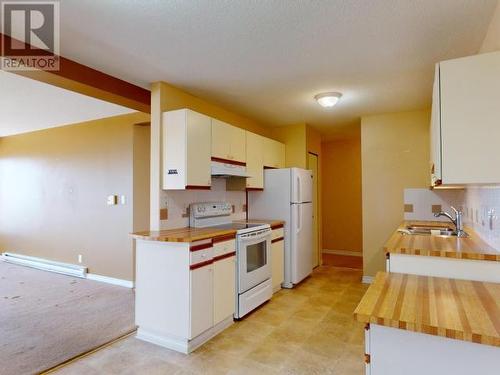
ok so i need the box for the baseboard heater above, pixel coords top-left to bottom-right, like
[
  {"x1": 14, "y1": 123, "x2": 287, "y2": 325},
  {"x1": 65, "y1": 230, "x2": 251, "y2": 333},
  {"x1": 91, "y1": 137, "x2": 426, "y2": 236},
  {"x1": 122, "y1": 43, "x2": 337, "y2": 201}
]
[{"x1": 1, "y1": 252, "x2": 88, "y2": 278}]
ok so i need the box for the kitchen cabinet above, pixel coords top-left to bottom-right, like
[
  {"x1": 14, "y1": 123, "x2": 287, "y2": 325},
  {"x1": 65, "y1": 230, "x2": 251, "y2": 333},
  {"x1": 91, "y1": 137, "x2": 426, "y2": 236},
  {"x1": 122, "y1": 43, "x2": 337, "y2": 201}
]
[
  {"x1": 271, "y1": 226, "x2": 285, "y2": 293},
  {"x1": 135, "y1": 237, "x2": 235, "y2": 354},
  {"x1": 163, "y1": 109, "x2": 212, "y2": 190},
  {"x1": 264, "y1": 138, "x2": 285, "y2": 169},
  {"x1": 245, "y1": 131, "x2": 265, "y2": 189},
  {"x1": 189, "y1": 263, "x2": 214, "y2": 339},
  {"x1": 211, "y1": 118, "x2": 246, "y2": 163},
  {"x1": 213, "y1": 256, "x2": 236, "y2": 325},
  {"x1": 430, "y1": 51, "x2": 500, "y2": 185}
]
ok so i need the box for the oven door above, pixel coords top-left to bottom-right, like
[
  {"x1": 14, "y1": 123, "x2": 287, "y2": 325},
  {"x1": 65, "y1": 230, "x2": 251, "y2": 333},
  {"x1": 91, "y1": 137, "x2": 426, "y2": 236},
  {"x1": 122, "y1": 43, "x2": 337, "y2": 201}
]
[{"x1": 237, "y1": 229, "x2": 272, "y2": 294}]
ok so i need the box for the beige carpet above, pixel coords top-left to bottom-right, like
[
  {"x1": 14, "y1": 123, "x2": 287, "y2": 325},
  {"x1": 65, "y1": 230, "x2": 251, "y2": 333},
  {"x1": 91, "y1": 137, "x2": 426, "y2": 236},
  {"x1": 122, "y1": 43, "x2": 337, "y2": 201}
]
[{"x1": 0, "y1": 261, "x2": 135, "y2": 375}]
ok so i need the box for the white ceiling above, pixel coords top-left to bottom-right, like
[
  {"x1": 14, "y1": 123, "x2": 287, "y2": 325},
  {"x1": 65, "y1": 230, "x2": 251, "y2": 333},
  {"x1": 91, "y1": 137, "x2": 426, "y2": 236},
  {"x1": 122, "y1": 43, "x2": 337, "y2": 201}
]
[
  {"x1": 38, "y1": 1, "x2": 500, "y2": 138},
  {"x1": 0, "y1": 71, "x2": 135, "y2": 137}
]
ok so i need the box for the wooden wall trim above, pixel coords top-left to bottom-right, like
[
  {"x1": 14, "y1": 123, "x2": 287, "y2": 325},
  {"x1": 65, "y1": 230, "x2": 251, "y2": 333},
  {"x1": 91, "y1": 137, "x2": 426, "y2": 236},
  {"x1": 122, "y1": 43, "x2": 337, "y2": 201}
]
[{"x1": 0, "y1": 33, "x2": 151, "y2": 113}]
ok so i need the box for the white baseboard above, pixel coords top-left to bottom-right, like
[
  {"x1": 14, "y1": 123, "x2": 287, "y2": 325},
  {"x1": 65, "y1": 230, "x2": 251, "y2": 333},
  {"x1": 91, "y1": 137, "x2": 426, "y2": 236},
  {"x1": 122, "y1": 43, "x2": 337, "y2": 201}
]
[
  {"x1": 1, "y1": 252, "x2": 87, "y2": 278},
  {"x1": 86, "y1": 273, "x2": 134, "y2": 288},
  {"x1": 362, "y1": 275, "x2": 374, "y2": 284},
  {"x1": 322, "y1": 249, "x2": 363, "y2": 257}
]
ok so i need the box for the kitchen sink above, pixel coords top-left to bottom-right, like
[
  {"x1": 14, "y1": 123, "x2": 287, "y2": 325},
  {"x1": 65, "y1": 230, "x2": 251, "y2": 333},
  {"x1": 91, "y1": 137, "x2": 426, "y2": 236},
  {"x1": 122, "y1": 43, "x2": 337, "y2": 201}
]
[{"x1": 398, "y1": 225, "x2": 468, "y2": 237}]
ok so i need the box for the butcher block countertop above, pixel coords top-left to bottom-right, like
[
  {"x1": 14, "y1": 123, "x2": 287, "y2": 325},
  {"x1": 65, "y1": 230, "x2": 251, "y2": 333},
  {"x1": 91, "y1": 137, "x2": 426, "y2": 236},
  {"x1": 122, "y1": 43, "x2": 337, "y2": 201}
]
[
  {"x1": 385, "y1": 221, "x2": 500, "y2": 261},
  {"x1": 131, "y1": 227, "x2": 237, "y2": 243},
  {"x1": 131, "y1": 220, "x2": 285, "y2": 243},
  {"x1": 236, "y1": 219, "x2": 285, "y2": 229},
  {"x1": 354, "y1": 272, "x2": 500, "y2": 347}
]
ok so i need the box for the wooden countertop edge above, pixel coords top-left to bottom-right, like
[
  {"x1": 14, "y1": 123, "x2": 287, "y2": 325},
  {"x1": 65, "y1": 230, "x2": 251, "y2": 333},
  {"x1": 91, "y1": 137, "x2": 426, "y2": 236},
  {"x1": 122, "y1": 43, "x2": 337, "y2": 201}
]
[
  {"x1": 131, "y1": 229, "x2": 237, "y2": 243},
  {"x1": 353, "y1": 313, "x2": 500, "y2": 347},
  {"x1": 384, "y1": 221, "x2": 500, "y2": 261}
]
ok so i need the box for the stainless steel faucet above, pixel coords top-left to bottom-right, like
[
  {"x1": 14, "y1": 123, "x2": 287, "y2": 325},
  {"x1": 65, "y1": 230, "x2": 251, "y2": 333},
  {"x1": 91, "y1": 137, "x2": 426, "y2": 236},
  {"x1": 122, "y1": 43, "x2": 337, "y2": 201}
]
[{"x1": 434, "y1": 206, "x2": 466, "y2": 237}]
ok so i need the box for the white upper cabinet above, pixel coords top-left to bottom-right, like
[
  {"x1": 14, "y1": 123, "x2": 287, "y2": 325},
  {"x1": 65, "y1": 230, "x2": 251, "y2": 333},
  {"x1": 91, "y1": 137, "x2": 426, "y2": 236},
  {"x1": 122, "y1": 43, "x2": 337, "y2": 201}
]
[
  {"x1": 245, "y1": 131, "x2": 264, "y2": 189},
  {"x1": 163, "y1": 109, "x2": 212, "y2": 190},
  {"x1": 432, "y1": 51, "x2": 500, "y2": 185},
  {"x1": 264, "y1": 138, "x2": 286, "y2": 169},
  {"x1": 211, "y1": 119, "x2": 246, "y2": 163}
]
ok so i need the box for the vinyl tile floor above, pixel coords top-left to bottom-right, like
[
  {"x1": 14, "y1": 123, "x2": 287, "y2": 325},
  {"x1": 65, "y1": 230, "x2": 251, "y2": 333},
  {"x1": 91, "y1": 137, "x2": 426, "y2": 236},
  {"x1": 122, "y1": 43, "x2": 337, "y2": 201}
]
[{"x1": 52, "y1": 266, "x2": 368, "y2": 375}]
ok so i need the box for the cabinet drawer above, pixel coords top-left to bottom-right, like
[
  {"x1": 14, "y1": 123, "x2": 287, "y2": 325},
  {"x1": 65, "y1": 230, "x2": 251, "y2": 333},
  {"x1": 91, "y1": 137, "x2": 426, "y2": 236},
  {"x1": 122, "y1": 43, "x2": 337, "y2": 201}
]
[
  {"x1": 271, "y1": 227, "x2": 284, "y2": 240},
  {"x1": 213, "y1": 239, "x2": 236, "y2": 258},
  {"x1": 190, "y1": 247, "x2": 214, "y2": 266}
]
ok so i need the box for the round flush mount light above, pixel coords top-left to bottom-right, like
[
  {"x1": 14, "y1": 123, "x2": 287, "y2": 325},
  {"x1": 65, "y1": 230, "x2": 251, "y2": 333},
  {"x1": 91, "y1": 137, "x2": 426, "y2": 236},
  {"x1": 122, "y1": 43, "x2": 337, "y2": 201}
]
[{"x1": 314, "y1": 92, "x2": 342, "y2": 108}]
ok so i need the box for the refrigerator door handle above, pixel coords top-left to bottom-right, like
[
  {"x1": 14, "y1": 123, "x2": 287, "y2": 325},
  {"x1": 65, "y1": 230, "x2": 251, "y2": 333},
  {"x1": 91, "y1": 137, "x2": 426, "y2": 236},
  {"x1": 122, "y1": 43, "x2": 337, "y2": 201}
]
[
  {"x1": 297, "y1": 204, "x2": 302, "y2": 233},
  {"x1": 296, "y1": 175, "x2": 300, "y2": 203}
]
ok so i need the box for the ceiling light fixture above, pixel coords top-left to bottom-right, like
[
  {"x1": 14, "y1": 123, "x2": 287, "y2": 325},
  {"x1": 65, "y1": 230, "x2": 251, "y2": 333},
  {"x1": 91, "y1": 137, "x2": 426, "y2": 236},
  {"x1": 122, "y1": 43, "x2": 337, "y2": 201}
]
[{"x1": 314, "y1": 92, "x2": 342, "y2": 108}]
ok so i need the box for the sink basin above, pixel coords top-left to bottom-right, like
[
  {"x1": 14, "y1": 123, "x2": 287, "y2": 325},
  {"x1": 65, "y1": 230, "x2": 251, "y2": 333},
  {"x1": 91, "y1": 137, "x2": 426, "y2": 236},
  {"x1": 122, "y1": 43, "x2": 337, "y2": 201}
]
[{"x1": 399, "y1": 225, "x2": 468, "y2": 237}]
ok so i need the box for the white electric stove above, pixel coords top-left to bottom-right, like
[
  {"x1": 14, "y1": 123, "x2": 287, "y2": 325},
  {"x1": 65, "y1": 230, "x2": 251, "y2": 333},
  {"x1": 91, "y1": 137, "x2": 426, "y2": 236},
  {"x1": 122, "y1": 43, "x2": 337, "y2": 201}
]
[{"x1": 189, "y1": 202, "x2": 273, "y2": 318}]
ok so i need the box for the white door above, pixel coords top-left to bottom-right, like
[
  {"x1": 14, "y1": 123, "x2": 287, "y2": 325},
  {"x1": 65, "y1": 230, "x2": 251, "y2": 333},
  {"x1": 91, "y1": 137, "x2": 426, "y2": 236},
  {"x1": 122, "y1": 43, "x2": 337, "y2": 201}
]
[
  {"x1": 291, "y1": 168, "x2": 313, "y2": 203},
  {"x1": 291, "y1": 202, "x2": 313, "y2": 284},
  {"x1": 189, "y1": 264, "x2": 213, "y2": 339},
  {"x1": 213, "y1": 256, "x2": 236, "y2": 325}
]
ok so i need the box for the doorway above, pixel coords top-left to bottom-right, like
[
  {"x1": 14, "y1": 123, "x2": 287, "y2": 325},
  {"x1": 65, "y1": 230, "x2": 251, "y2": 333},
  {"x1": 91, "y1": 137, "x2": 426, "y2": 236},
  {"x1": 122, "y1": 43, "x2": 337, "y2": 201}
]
[{"x1": 308, "y1": 152, "x2": 320, "y2": 268}]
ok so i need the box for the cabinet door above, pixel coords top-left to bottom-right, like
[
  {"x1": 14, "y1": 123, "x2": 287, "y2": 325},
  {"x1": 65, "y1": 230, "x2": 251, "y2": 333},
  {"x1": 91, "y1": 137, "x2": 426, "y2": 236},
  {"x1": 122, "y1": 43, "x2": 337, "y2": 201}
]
[
  {"x1": 190, "y1": 264, "x2": 214, "y2": 339},
  {"x1": 264, "y1": 138, "x2": 286, "y2": 169},
  {"x1": 430, "y1": 64, "x2": 442, "y2": 186},
  {"x1": 440, "y1": 51, "x2": 500, "y2": 184},
  {"x1": 271, "y1": 239, "x2": 284, "y2": 292},
  {"x1": 213, "y1": 256, "x2": 236, "y2": 325},
  {"x1": 211, "y1": 119, "x2": 232, "y2": 160},
  {"x1": 246, "y1": 131, "x2": 264, "y2": 189},
  {"x1": 229, "y1": 126, "x2": 246, "y2": 163},
  {"x1": 187, "y1": 111, "x2": 212, "y2": 188}
]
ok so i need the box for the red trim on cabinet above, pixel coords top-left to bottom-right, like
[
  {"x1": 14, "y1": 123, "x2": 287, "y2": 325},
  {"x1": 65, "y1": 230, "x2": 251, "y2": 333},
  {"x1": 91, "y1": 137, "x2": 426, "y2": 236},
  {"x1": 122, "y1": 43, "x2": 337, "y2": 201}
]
[
  {"x1": 213, "y1": 234, "x2": 236, "y2": 244},
  {"x1": 190, "y1": 242, "x2": 213, "y2": 252},
  {"x1": 190, "y1": 259, "x2": 214, "y2": 270},
  {"x1": 246, "y1": 187, "x2": 264, "y2": 192},
  {"x1": 271, "y1": 237, "x2": 284, "y2": 244},
  {"x1": 263, "y1": 166, "x2": 277, "y2": 170},
  {"x1": 213, "y1": 251, "x2": 236, "y2": 262},
  {"x1": 271, "y1": 223, "x2": 284, "y2": 230},
  {"x1": 186, "y1": 185, "x2": 211, "y2": 190},
  {"x1": 211, "y1": 157, "x2": 246, "y2": 166}
]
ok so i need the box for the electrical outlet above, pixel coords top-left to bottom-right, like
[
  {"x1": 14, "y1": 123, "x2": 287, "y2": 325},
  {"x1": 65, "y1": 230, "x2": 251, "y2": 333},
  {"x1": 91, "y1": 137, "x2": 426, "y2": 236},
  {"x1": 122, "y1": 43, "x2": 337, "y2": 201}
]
[{"x1": 78, "y1": 254, "x2": 83, "y2": 263}]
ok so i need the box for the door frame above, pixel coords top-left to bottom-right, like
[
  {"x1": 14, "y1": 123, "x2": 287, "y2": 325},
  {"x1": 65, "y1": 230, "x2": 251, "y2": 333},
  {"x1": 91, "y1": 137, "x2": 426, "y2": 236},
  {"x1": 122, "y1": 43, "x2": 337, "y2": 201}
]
[{"x1": 307, "y1": 152, "x2": 320, "y2": 268}]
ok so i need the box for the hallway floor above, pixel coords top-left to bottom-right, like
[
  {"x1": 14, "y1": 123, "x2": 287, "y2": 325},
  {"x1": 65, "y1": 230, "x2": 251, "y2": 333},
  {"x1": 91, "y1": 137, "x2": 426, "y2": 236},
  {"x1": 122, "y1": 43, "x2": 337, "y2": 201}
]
[{"x1": 53, "y1": 266, "x2": 368, "y2": 375}]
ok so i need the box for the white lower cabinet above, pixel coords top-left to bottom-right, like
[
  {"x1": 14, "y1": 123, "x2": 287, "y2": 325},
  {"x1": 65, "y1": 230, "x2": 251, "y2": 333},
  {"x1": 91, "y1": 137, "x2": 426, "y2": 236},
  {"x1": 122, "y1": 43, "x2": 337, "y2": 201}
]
[
  {"x1": 271, "y1": 228, "x2": 284, "y2": 293},
  {"x1": 189, "y1": 264, "x2": 214, "y2": 339},
  {"x1": 213, "y1": 256, "x2": 236, "y2": 325},
  {"x1": 135, "y1": 238, "x2": 236, "y2": 354}
]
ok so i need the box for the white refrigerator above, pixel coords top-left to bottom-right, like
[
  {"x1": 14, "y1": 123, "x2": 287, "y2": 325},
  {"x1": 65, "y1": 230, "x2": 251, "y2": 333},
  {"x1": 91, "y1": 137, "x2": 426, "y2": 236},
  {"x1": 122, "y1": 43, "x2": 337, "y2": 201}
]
[{"x1": 248, "y1": 168, "x2": 313, "y2": 288}]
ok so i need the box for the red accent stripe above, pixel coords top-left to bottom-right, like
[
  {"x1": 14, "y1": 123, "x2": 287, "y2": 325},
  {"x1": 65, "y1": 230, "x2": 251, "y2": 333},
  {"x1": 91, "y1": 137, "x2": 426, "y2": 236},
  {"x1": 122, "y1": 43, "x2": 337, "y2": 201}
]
[
  {"x1": 211, "y1": 157, "x2": 246, "y2": 167},
  {"x1": 213, "y1": 234, "x2": 236, "y2": 243},
  {"x1": 213, "y1": 251, "x2": 236, "y2": 262},
  {"x1": 186, "y1": 185, "x2": 211, "y2": 190},
  {"x1": 264, "y1": 166, "x2": 277, "y2": 170},
  {"x1": 246, "y1": 188, "x2": 264, "y2": 191},
  {"x1": 190, "y1": 259, "x2": 213, "y2": 270},
  {"x1": 190, "y1": 242, "x2": 213, "y2": 252},
  {"x1": 271, "y1": 223, "x2": 284, "y2": 230},
  {"x1": 272, "y1": 237, "x2": 284, "y2": 243}
]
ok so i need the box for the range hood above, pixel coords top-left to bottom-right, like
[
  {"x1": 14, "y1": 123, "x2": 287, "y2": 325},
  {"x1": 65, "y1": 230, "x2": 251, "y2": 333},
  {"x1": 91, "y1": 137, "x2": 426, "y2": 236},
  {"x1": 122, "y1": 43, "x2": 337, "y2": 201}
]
[{"x1": 211, "y1": 160, "x2": 251, "y2": 178}]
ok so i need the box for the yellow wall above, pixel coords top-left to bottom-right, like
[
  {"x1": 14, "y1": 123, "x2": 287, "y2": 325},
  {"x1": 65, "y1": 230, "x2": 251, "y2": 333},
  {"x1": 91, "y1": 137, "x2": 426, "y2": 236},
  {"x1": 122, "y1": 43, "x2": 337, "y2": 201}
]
[
  {"x1": 272, "y1": 124, "x2": 307, "y2": 168},
  {"x1": 321, "y1": 137, "x2": 362, "y2": 254},
  {"x1": 480, "y1": 0, "x2": 500, "y2": 53},
  {"x1": 361, "y1": 110, "x2": 430, "y2": 277},
  {"x1": 0, "y1": 112, "x2": 150, "y2": 281}
]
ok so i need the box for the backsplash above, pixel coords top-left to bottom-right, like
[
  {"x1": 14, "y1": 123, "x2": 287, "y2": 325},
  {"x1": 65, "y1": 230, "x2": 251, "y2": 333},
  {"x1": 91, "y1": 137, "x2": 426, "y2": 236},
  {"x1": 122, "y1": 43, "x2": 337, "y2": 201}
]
[
  {"x1": 404, "y1": 187, "x2": 500, "y2": 250},
  {"x1": 160, "y1": 178, "x2": 246, "y2": 229}
]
